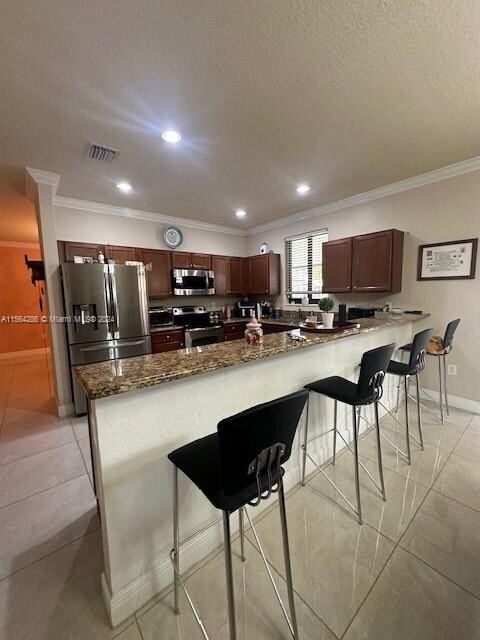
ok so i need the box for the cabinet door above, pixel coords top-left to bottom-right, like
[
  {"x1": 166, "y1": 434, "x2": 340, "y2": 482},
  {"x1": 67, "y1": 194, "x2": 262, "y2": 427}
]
[
  {"x1": 62, "y1": 242, "x2": 106, "y2": 262},
  {"x1": 211, "y1": 255, "x2": 229, "y2": 295},
  {"x1": 247, "y1": 255, "x2": 270, "y2": 294},
  {"x1": 352, "y1": 231, "x2": 393, "y2": 292},
  {"x1": 151, "y1": 329, "x2": 184, "y2": 352},
  {"x1": 191, "y1": 253, "x2": 212, "y2": 269},
  {"x1": 229, "y1": 257, "x2": 245, "y2": 294},
  {"x1": 106, "y1": 246, "x2": 138, "y2": 264},
  {"x1": 322, "y1": 238, "x2": 352, "y2": 292},
  {"x1": 138, "y1": 249, "x2": 171, "y2": 297},
  {"x1": 171, "y1": 252, "x2": 192, "y2": 269}
]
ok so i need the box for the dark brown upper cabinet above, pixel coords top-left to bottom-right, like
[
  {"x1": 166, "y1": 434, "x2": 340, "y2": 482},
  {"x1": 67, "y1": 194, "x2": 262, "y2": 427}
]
[
  {"x1": 229, "y1": 257, "x2": 245, "y2": 295},
  {"x1": 137, "y1": 249, "x2": 171, "y2": 297},
  {"x1": 105, "y1": 245, "x2": 138, "y2": 264},
  {"x1": 322, "y1": 229, "x2": 404, "y2": 294},
  {"x1": 352, "y1": 229, "x2": 404, "y2": 293},
  {"x1": 211, "y1": 255, "x2": 229, "y2": 295},
  {"x1": 247, "y1": 254, "x2": 280, "y2": 296},
  {"x1": 59, "y1": 241, "x2": 106, "y2": 263},
  {"x1": 322, "y1": 238, "x2": 353, "y2": 293},
  {"x1": 171, "y1": 252, "x2": 212, "y2": 270}
]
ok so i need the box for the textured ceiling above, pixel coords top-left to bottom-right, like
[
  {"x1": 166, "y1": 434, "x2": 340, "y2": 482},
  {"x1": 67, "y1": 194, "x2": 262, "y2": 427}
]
[{"x1": 1, "y1": 0, "x2": 480, "y2": 228}]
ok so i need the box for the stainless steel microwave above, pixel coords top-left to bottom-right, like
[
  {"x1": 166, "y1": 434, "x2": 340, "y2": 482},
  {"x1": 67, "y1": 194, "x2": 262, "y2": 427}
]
[{"x1": 172, "y1": 269, "x2": 215, "y2": 296}]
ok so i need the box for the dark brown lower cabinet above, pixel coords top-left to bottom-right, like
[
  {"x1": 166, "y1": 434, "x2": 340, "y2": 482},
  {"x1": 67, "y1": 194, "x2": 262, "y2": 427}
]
[
  {"x1": 151, "y1": 329, "x2": 184, "y2": 353},
  {"x1": 223, "y1": 321, "x2": 246, "y2": 341}
]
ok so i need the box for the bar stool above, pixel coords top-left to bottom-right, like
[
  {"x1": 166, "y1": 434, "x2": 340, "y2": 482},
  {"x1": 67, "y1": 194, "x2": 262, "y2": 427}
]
[
  {"x1": 168, "y1": 390, "x2": 308, "y2": 640},
  {"x1": 384, "y1": 328, "x2": 433, "y2": 464},
  {"x1": 301, "y1": 343, "x2": 396, "y2": 524},
  {"x1": 398, "y1": 319, "x2": 460, "y2": 423}
]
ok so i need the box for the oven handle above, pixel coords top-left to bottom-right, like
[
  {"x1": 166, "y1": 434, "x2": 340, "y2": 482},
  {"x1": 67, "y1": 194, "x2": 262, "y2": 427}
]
[{"x1": 185, "y1": 325, "x2": 223, "y2": 332}]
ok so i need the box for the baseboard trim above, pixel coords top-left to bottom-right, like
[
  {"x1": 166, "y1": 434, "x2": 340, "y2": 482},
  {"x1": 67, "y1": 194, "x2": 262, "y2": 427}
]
[
  {"x1": 57, "y1": 403, "x2": 75, "y2": 417},
  {"x1": 422, "y1": 388, "x2": 480, "y2": 415}
]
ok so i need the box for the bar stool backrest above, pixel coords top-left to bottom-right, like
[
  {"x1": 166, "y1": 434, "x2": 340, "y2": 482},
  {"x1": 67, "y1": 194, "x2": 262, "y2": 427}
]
[
  {"x1": 408, "y1": 328, "x2": 433, "y2": 372},
  {"x1": 443, "y1": 318, "x2": 460, "y2": 352},
  {"x1": 357, "y1": 343, "x2": 396, "y2": 401},
  {"x1": 217, "y1": 390, "x2": 308, "y2": 496}
]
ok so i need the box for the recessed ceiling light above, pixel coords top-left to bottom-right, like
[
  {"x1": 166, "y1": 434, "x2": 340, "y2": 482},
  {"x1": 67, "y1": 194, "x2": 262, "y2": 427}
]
[
  {"x1": 235, "y1": 209, "x2": 247, "y2": 218},
  {"x1": 116, "y1": 181, "x2": 132, "y2": 193},
  {"x1": 296, "y1": 183, "x2": 311, "y2": 194},
  {"x1": 161, "y1": 129, "x2": 181, "y2": 143}
]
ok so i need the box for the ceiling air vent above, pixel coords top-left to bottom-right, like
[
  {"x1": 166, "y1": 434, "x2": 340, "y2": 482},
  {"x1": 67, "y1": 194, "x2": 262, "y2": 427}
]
[{"x1": 86, "y1": 142, "x2": 120, "y2": 163}]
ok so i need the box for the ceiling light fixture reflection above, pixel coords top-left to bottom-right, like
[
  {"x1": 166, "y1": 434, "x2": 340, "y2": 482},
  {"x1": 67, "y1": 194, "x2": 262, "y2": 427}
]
[
  {"x1": 116, "y1": 181, "x2": 132, "y2": 193},
  {"x1": 235, "y1": 209, "x2": 247, "y2": 218},
  {"x1": 161, "y1": 130, "x2": 182, "y2": 143},
  {"x1": 296, "y1": 183, "x2": 311, "y2": 194}
]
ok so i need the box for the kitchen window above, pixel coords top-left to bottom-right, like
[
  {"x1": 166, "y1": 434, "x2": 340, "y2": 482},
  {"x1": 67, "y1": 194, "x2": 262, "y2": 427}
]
[{"x1": 285, "y1": 229, "x2": 328, "y2": 304}]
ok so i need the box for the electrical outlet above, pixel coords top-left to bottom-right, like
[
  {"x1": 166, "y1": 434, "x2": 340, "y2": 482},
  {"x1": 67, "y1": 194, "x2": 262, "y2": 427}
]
[{"x1": 447, "y1": 364, "x2": 457, "y2": 376}]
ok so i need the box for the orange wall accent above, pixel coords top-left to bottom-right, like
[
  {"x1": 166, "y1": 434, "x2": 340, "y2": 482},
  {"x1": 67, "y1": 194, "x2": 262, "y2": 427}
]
[{"x1": 0, "y1": 246, "x2": 48, "y2": 353}]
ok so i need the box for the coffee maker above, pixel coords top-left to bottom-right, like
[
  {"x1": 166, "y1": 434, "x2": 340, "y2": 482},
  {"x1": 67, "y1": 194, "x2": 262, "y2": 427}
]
[{"x1": 235, "y1": 299, "x2": 255, "y2": 318}]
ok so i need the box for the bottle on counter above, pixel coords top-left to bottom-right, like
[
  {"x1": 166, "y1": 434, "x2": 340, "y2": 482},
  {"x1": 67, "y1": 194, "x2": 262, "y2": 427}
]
[{"x1": 245, "y1": 314, "x2": 263, "y2": 346}]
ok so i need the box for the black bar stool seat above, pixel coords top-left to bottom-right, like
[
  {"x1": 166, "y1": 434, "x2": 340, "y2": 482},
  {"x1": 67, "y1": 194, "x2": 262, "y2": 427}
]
[
  {"x1": 305, "y1": 376, "x2": 378, "y2": 406},
  {"x1": 168, "y1": 390, "x2": 308, "y2": 640},
  {"x1": 387, "y1": 360, "x2": 420, "y2": 377},
  {"x1": 301, "y1": 343, "x2": 396, "y2": 524},
  {"x1": 397, "y1": 318, "x2": 460, "y2": 423},
  {"x1": 168, "y1": 433, "x2": 283, "y2": 512}
]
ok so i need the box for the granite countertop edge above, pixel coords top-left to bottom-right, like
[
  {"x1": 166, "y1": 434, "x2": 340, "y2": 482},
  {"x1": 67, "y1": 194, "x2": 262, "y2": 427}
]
[{"x1": 76, "y1": 313, "x2": 429, "y2": 401}]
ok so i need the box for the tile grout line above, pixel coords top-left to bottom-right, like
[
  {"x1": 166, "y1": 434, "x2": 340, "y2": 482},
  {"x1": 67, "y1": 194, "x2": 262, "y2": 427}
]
[
  {"x1": 0, "y1": 435, "x2": 78, "y2": 468},
  {"x1": 0, "y1": 470, "x2": 89, "y2": 512},
  {"x1": 0, "y1": 525, "x2": 100, "y2": 585},
  {"x1": 338, "y1": 410, "x2": 475, "y2": 639}
]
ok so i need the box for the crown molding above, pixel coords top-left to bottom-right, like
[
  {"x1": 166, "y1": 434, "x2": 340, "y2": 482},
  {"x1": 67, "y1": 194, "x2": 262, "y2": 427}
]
[
  {"x1": 25, "y1": 168, "x2": 60, "y2": 195},
  {"x1": 54, "y1": 196, "x2": 248, "y2": 237},
  {"x1": 247, "y1": 154, "x2": 480, "y2": 236}
]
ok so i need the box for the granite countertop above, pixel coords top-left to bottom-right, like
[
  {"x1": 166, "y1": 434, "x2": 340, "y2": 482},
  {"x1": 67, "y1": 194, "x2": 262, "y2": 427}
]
[{"x1": 76, "y1": 313, "x2": 429, "y2": 401}]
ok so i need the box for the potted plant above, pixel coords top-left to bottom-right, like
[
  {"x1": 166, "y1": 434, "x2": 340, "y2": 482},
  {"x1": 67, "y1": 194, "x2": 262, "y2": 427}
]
[{"x1": 318, "y1": 297, "x2": 335, "y2": 329}]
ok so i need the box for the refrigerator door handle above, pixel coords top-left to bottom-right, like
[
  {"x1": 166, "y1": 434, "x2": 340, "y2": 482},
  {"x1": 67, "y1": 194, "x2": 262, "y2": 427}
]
[
  {"x1": 79, "y1": 339, "x2": 147, "y2": 352},
  {"x1": 109, "y1": 265, "x2": 119, "y2": 338},
  {"x1": 103, "y1": 267, "x2": 114, "y2": 339}
]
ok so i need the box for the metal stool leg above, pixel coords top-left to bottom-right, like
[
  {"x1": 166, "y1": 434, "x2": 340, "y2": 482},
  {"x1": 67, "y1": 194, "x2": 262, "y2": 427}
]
[
  {"x1": 278, "y1": 480, "x2": 299, "y2": 639},
  {"x1": 301, "y1": 393, "x2": 310, "y2": 486},
  {"x1": 404, "y1": 376, "x2": 412, "y2": 464},
  {"x1": 438, "y1": 357, "x2": 444, "y2": 424},
  {"x1": 415, "y1": 374, "x2": 424, "y2": 450},
  {"x1": 396, "y1": 350, "x2": 406, "y2": 413},
  {"x1": 332, "y1": 399, "x2": 338, "y2": 465},
  {"x1": 239, "y1": 508, "x2": 245, "y2": 562},
  {"x1": 442, "y1": 354, "x2": 450, "y2": 416},
  {"x1": 352, "y1": 406, "x2": 362, "y2": 524},
  {"x1": 223, "y1": 511, "x2": 237, "y2": 640},
  {"x1": 373, "y1": 400, "x2": 386, "y2": 501},
  {"x1": 173, "y1": 466, "x2": 180, "y2": 614}
]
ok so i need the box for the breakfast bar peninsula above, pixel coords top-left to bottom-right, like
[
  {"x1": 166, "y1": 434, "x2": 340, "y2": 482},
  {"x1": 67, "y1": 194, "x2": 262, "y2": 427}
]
[{"x1": 76, "y1": 313, "x2": 428, "y2": 626}]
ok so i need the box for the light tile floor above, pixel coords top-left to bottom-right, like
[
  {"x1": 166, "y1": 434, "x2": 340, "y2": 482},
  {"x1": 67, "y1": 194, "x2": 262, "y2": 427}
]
[{"x1": 0, "y1": 353, "x2": 479, "y2": 639}]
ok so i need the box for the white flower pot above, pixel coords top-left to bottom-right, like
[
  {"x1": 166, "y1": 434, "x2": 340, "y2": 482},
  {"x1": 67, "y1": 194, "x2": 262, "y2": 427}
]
[{"x1": 322, "y1": 312, "x2": 334, "y2": 329}]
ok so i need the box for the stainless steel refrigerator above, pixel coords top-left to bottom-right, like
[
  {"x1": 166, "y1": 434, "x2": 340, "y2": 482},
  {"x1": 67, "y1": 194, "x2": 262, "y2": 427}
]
[{"x1": 61, "y1": 263, "x2": 151, "y2": 415}]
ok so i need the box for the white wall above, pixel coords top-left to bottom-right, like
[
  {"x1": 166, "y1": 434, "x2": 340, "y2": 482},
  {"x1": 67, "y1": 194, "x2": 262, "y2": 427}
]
[
  {"x1": 248, "y1": 170, "x2": 480, "y2": 403},
  {"x1": 55, "y1": 205, "x2": 248, "y2": 257}
]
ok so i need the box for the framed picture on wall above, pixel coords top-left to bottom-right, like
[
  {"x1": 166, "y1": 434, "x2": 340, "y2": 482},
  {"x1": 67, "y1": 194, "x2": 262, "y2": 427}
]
[{"x1": 417, "y1": 238, "x2": 478, "y2": 281}]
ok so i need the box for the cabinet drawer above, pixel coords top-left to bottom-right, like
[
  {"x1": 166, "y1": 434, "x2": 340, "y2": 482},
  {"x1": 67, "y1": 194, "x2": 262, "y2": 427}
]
[
  {"x1": 152, "y1": 341, "x2": 184, "y2": 353},
  {"x1": 224, "y1": 332, "x2": 244, "y2": 341},
  {"x1": 224, "y1": 322, "x2": 246, "y2": 334},
  {"x1": 151, "y1": 330, "x2": 184, "y2": 344}
]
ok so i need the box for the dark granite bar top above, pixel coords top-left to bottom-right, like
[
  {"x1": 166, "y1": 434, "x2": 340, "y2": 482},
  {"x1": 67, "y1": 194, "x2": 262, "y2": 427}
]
[{"x1": 75, "y1": 313, "x2": 428, "y2": 401}]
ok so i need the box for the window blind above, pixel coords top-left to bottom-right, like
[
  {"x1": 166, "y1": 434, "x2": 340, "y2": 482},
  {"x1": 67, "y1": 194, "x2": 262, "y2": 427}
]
[{"x1": 285, "y1": 229, "x2": 328, "y2": 302}]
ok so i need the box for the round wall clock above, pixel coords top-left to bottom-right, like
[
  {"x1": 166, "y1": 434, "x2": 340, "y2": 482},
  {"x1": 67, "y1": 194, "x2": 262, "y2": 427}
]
[{"x1": 163, "y1": 226, "x2": 183, "y2": 249}]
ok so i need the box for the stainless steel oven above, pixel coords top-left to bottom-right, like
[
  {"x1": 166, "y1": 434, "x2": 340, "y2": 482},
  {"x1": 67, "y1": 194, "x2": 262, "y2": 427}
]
[
  {"x1": 185, "y1": 325, "x2": 224, "y2": 348},
  {"x1": 172, "y1": 269, "x2": 215, "y2": 296},
  {"x1": 148, "y1": 306, "x2": 174, "y2": 329}
]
